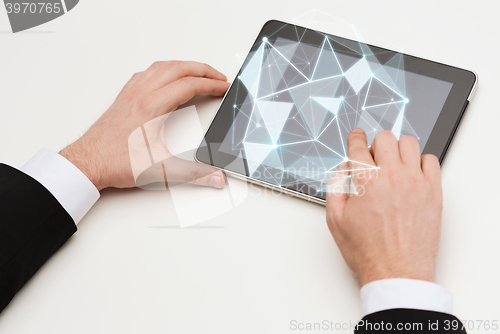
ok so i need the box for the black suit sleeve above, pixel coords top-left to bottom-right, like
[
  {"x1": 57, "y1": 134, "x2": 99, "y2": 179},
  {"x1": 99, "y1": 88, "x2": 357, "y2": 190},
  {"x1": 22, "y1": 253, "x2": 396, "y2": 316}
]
[
  {"x1": 0, "y1": 163, "x2": 77, "y2": 313},
  {"x1": 355, "y1": 309, "x2": 466, "y2": 333}
]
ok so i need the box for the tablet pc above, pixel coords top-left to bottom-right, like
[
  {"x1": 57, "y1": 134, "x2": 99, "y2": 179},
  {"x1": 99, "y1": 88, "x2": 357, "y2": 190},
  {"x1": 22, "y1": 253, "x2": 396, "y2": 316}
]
[{"x1": 196, "y1": 20, "x2": 477, "y2": 204}]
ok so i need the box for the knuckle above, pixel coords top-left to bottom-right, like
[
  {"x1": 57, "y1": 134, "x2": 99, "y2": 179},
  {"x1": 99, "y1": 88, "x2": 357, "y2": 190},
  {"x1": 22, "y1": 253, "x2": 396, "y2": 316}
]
[
  {"x1": 179, "y1": 76, "x2": 196, "y2": 86},
  {"x1": 347, "y1": 131, "x2": 367, "y2": 147},
  {"x1": 376, "y1": 130, "x2": 395, "y2": 140},
  {"x1": 173, "y1": 62, "x2": 191, "y2": 77},
  {"x1": 150, "y1": 61, "x2": 166, "y2": 70},
  {"x1": 131, "y1": 72, "x2": 142, "y2": 80},
  {"x1": 189, "y1": 168, "x2": 203, "y2": 183},
  {"x1": 348, "y1": 146, "x2": 367, "y2": 157},
  {"x1": 123, "y1": 87, "x2": 143, "y2": 103},
  {"x1": 168, "y1": 60, "x2": 182, "y2": 67},
  {"x1": 400, "y1": 134, "x2": 418, "y2": 144},
  {"x1": 201, "y1": 62, "x2": 212, "y2": 70},
  {"x1": 349, "y1": 131, "x2": 366, "y2": 140},
  {"x1": 134, "y1": 93, "x2": 156, "y2": 111}
]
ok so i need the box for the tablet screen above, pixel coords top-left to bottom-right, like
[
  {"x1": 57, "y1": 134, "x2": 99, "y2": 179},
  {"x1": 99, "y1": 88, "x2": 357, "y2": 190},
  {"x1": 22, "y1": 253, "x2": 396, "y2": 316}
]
[{"x1": 197, "y1": 21, "x2": 475, "y2": 201}]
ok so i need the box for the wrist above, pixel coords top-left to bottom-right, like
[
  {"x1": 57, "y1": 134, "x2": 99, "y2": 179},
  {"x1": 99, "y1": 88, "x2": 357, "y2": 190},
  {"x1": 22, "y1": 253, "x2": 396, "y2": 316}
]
[
  {"x1": 59, "y1": 140, "x2": 107, "y2": 191},
  {"x1": 358, "y1": 265, "x2": 435, "y2": 287}
]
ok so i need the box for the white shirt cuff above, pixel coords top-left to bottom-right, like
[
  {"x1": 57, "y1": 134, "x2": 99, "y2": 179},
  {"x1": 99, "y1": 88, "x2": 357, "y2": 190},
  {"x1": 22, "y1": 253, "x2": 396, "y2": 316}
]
[
  {"x1": 20, "y1": 149, "x2": 100, "y2": 225},
  {"x1": 360, "y1": 278, "x2": 453, "y2": 317}
]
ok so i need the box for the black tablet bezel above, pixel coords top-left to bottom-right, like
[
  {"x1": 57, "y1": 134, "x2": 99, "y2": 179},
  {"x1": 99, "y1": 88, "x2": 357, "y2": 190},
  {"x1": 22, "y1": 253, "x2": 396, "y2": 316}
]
[{"x1": 196, "y1": 20, "x2": 477, "y2": 202}]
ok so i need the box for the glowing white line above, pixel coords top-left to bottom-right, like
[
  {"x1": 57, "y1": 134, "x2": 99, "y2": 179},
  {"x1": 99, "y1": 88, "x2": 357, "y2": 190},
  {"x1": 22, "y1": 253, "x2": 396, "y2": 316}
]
[
  {"x1": 316, "y1": 115, "x2": 337, "y2": 139},
  {"x1": 242, "y1": 44, "x2": 266, "y2": 141},
  {"x1": 278, "y1": 139, "x2": 315, "y2": 147},
  {"x1": 347, "y1": 158, "x2": 379, "y2": 168},
  {"x1": 336, "y1": 117, "x2": 346, "y2": 156},
  {"x1": 316, "y1": 140, "x2": 344, "y2": 158},
  {"x1": 254, "y1": 42, "x2": 265, "y2": 99},
  {"x1": 364, "y1": 100, "x2": 405, "y2": 109},
  {"x1": 325, "y1": 37, "x2": 344, "y2": 74},
  {"x1": 310, "y1": 37, "x2": 326, "y2": 80},
  {"x1": 362, "y1": 77, "x2": 372, "y2": 109},
  {"x1": 373, "y1": 76, "x2": 406, "y2": 99},
  {"x1": 241, "y1": 141, "x2": 271, "y2": 146},
  {"x1": 265, "y1": 40, "x2": 310, "y2": 82}
]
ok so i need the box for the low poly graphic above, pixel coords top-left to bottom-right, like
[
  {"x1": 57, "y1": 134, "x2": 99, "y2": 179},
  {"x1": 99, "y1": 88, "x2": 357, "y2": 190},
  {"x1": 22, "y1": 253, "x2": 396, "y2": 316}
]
[{"x1": 221, "y1": 28, "x2": 416, "y2": 194}]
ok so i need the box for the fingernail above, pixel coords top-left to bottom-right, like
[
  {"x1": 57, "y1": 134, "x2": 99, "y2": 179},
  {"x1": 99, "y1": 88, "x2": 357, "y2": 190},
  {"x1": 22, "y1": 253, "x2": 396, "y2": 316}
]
[
  {"x1": 209, "y1": 175, "x2": 224, "y2": 188},
  {"x1": 352, "y1": 128, "x2": 365, "y2": 134}
]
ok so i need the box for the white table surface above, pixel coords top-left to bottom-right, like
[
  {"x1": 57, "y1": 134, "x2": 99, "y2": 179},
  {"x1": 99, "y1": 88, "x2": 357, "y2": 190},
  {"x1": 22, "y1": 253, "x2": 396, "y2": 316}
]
[{"x1": 0, "y1": 0, "x2": 498, "y2": 333}]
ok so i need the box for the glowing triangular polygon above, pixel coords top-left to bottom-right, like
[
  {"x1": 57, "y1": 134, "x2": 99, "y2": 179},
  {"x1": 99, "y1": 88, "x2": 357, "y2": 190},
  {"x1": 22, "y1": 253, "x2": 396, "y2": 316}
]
[
  {"x1": 312, "y1": 38, "x2": 343, "y2": 80},
  {"x1": 256, "y1": 100, "x2": 294, "y2": 144},
  {"x1": 273, "y1": 40, "x2": 300, "y2": 64},
  {"x1": 239, "y1": 42, "x2": 265, "y2": 98},
  {"x1": 312, "y1": 97, "x2": 343, "y2": 116},
  {"x1": 345, "y1": 57, "x2": 372, "y2": 94},
  {"x1": 243, "y1": 142, "x2": 274, "y2": 176},
  {"x1": 391, "y1": 105, "x2": 406, "y2": 139}
]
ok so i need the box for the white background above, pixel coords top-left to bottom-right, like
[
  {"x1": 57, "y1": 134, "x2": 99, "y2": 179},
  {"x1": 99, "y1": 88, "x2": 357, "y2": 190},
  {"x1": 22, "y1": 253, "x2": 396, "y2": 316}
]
[{"x1": 0, "y1": 0, "x2": 498, "y2": 333}]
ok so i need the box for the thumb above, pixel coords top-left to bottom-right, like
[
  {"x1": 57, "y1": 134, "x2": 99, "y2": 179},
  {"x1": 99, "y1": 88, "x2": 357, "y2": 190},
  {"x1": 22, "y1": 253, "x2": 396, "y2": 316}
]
[{"x1": 163, "y1": 157, "x2": 226, "y2": 189}]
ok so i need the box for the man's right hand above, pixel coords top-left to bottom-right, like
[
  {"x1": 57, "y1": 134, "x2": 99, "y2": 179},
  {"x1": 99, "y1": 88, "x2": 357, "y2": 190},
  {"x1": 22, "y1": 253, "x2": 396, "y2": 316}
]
[{"x1": 326, "y1": 129, "x2": 443, "y2": 286}]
